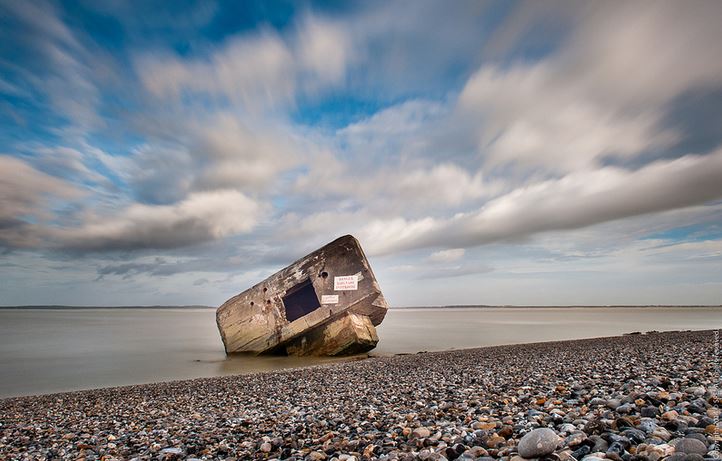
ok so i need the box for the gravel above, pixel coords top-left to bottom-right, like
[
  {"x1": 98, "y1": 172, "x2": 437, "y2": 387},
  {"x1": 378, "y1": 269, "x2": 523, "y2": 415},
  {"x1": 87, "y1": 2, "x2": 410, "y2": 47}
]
[{"x1": 1, "y1": 330, "x2": 720, "y2": 461}]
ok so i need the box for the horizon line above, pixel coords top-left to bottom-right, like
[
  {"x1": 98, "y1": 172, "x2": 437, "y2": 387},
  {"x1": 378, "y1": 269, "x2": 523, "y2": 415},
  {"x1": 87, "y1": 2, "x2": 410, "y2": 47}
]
[{"x1": 1, "y1": 304, "x2": 721, "y2": 309}]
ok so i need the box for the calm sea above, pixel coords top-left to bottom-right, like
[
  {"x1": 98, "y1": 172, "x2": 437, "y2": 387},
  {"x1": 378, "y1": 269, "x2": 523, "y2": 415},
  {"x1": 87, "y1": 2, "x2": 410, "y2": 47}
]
[{"x1": 0, "y1": 306, "x2": 720, "y2": 398}]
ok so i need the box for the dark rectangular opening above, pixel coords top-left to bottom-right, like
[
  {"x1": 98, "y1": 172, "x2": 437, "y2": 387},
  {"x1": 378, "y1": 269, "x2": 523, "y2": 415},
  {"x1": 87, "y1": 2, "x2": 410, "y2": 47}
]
[{"x1": 282, "y1": 279, "x2": 321, "y2": 322}]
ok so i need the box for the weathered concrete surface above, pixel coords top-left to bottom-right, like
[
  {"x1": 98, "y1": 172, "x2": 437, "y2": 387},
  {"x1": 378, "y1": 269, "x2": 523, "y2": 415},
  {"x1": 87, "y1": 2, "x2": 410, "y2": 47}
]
[
  {"x1": 216, "y1": 235, "x2": 388, "y2": 356},
  {"x1": 285, "y1": 313, "x2": 379, "y2": 356}
]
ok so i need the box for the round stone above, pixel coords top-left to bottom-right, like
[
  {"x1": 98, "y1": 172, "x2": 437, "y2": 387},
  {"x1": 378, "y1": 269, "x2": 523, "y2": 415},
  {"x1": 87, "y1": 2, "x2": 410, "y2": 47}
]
[
  {"x1": 589, "y1": 436, "x2": 609, "y2": 453},
  {"x1": 518, "y1": 428, "x2": 560, "y2": 458},
  {"x1": 565, "y1": 432, "x2": 587, "y2": 447},
  {"x1": 621, "y1": 428, "x2": 646, "y2": 444},
  {"x1": 641, "y1": 406, "x2": 660, "y2": 417},
  {"x1": 572, "y1": 444, "x2": 591, "y2": 460},
  {"x1": 159, "y1": 447, "x2": 184, "y2": 458},
  {"x1": 667, "y1": 454, "x2": 687, "y2": 461},
  {"x1": 607, "y1": 441, "x2": 626, "y2": 456},
  {"x1": 616, "y1": 403, "x2": 633, "y2": 414},
  {"x1": 687, "y1": 404, "x2": 706, "y2": 414},
  {"x1": 652, "y1": 427, "x2": 672, "y2": 441},
  {"x1": 685, "y1": 433, "x2": 707, "y2": 444},
  {"x1": 560, "y1": 424, "x2": 577, "y2": 434},
  {"x1": 674, "y1": 438, "x2": 707, "y2": 455},
  {"x1": 684, "y1": 454, "x2": 705, "y2": 461},
  {"x1": 638, "y1": 418, "x2": 657, "y2": 433},
  {"x1": 413, "y1": 427, "x2": 431, "y2": 438}
]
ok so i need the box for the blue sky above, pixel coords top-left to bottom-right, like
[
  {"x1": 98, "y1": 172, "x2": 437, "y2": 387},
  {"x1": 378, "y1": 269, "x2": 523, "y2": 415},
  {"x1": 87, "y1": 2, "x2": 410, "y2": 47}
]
[{"x1": 1, "y1": 0, "x2": 722, "y2": 306}]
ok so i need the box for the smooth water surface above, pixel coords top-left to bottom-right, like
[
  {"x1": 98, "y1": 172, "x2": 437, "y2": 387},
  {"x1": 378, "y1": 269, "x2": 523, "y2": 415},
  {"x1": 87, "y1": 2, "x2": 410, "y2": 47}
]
[{"x1": 0, "y1": 306, "x2": 720, "y2": 397}]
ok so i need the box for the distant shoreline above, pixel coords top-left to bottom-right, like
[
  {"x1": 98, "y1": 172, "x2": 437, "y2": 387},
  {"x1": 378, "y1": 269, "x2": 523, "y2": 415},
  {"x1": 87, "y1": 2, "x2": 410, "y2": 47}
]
[
  {"x1": 395, "y1": 304, "x2": 722, "y2": 309},
  {"x1": 1, "y1": 304, "x2": 720, "y2": 309},
  {"x1": 0, "y1": 305, "x2": 216, "y2": 309}
]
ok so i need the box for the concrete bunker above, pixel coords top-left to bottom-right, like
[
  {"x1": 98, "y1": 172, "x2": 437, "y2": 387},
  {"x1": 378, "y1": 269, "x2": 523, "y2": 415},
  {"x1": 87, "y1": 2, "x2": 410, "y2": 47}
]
[{"x1": 216, "y1": 235, "x2": 389, "y2": 356}]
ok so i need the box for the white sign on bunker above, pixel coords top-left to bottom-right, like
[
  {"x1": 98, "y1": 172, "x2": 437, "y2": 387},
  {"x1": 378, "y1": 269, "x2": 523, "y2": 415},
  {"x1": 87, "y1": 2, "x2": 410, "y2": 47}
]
[{"x1": 334, "y1": 275, "x2": 358, "y2": 291}]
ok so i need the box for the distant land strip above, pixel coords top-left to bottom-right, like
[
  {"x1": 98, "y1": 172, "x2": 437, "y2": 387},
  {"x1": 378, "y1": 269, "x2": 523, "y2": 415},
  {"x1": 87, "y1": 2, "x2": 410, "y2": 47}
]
[
  {"x1": 397, "y1": 304, "x2": 722, "y2": 309},
  {"x1": 0, "y1": 304, "x2": 720, "y2": 309},
  {"x1": 0, "y1": 305, "x2": 215, "y2": 309}
]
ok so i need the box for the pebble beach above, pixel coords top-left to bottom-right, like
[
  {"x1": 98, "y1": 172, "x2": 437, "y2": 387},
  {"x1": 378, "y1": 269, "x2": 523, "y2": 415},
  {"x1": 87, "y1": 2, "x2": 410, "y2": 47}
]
[{"x1": 1, "y1": 330, "x2": 720, "y2": 461}]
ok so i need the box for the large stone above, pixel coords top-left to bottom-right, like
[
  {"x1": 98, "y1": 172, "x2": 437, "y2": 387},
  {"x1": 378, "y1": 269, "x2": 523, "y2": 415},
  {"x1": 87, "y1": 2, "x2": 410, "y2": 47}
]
[
  {"x1": 413, "y1": 427, "x2": 432, "y2": 439},
  {"x1": 674, "y1": 438, "x2": 708, "y2": 455},
  {"x1": 216, "y1": 235, "x2": 388, "y2": 356},
  {"x1": 518, "y1": 428, "x2": 560, "y2": 458}
]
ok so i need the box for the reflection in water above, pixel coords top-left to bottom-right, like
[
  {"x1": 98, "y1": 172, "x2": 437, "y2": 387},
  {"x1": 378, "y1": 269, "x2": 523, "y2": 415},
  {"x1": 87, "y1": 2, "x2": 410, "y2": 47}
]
[{"x1": 0, "y1": 306, "x2": 720, "y2": 397}]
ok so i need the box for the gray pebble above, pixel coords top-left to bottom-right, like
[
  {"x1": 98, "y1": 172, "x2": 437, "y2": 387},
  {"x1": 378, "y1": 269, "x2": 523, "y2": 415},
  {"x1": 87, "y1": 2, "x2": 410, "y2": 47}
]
[
  {"x1": 674, "y1": 438, "x2": 707, "y2": 455},
  {"x1": 518, "y1": 428, "x2": 560, "y2": 458}
]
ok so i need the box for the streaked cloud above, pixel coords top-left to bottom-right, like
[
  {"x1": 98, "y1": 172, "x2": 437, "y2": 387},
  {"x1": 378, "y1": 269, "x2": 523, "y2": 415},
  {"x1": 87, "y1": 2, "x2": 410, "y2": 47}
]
[
  {"x1": 2, "y1": 1, "x2": 722, "y2": 306},
  {"x1": 360, "y1": 150, "x2": 722, "y2": 255},
  {"x1": 428, "y1": 249, "x2": 466, "y2": 263},
  {"x1": 0, "y1": 156, "x2": 83, "y2": 248},
  {"x1": 54, "y1": 190, "x2": 262, "y2": 252},
  {"x1": 136, "y1": 15, "x2": 351, "y2": 110}
]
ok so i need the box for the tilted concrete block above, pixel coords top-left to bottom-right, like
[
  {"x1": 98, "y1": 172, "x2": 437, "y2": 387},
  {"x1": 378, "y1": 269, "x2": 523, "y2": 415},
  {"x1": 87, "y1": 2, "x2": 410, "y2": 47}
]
[{"x1": 216, "y1": 235, "x2": 389, "y2": 356}]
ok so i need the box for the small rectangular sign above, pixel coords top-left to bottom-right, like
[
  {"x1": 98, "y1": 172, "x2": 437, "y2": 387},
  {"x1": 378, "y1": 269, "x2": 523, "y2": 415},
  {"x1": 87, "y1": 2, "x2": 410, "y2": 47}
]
[
  {"x1": 321, "y1": 294, "x2": 339, "y2": 304},
  {"x1": 334, "y1": 275, "x2": 358, "y2": 291}
]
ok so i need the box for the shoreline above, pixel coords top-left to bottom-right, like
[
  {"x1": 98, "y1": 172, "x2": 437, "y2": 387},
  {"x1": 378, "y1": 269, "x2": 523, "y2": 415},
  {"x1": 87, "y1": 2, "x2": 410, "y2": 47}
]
[
  {"x1": 4, "y1": 305, "x2": 719, "y2": 400},
  {"x1": 1, "y1": 305, "x2": 721, "y2": 310},
  {"x1": 1, "y1": 330, "x2": 720, "y2": 460},
  {"x1": 0, "y1": 328, "x2": 711, "y2": 400}
]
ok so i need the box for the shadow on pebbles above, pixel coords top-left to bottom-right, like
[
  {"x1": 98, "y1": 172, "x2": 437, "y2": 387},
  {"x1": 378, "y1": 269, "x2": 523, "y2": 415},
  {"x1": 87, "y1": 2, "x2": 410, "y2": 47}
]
[{"x1": 1, "y1": 330, "x2": 720, "y2": 461}]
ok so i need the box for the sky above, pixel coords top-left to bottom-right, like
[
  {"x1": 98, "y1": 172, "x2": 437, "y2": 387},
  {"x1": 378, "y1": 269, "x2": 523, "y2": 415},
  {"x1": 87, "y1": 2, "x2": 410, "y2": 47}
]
[{"x1": 1, "y1": 0, "x2": 722, "y2": 307}]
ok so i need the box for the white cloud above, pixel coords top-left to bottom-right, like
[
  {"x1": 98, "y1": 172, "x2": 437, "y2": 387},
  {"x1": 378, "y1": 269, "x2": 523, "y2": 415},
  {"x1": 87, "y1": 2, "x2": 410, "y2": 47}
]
[
  {"x1": 54, "y1": 190, "x2": 262, "y2": 251},
  {"x1": 0, "y1": 156, "x2": 82, "y2": 215},
  {"x1": 428, "y1": 248, "x2": 465, "y2": 263},
  {"x1": 0, "y1": 156, "x2": 83, "y2": 248},
  {"x1": 458, "y1": 62, "x2": 673, "y2": 172},
  {"x1": 457, "y1": 1, "x2": 722, "y2": 173},
  {"x1": 103, "y1": 112, "x2": 301, "y2": 204},
  {"x1": 336, "y1": 99, "x2": 451, "y2": 166},
  {"x1": 297, "y1": 15, "x2": 350, "y2": 87},
  {"x1": 191, "y1": 113, "x2": 298, "y2": 191},
  {"x1": 293, "y1": 99, "x2": 494, "y2": 215},
  {"x1": 642, "y1": 239, "x2": 722, "y2": 261},
  {"x1": 137, "y1": 31, "x2": 295, "y2": 109},
  {"x1": 295, "y1": 159, "x2": 491, "y2": 211},
  {"x1": 136, "y1": 14, "x2": 351, "y2": 109},
  {"x1": 2, "y1": 0, "x2": 102, "y2": 133},
  {"x1": 340, "y1": 99, "x2": 446, "y2": 138},
  {"x1": 561, "y1": 2, "x2": 722, "y2": 109},
  {"x1": 392, "y1": 164, "x2": 490, "y2": 208},
  {"x1": 361, "y1": 216, "x2": 440, "y2": 255},
  {"x1": 361, "y1": 150, "x2": 722, "y2": 255},
  {"x1": 28, "y1": 146, "x2": 108, "y2": 184}
]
